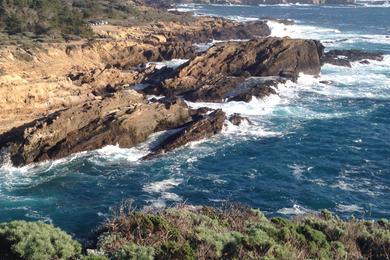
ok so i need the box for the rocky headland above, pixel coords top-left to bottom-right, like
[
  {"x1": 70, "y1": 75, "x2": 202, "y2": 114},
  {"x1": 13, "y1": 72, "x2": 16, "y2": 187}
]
[{"x1": 0, "y1": 3, "x2": 383, "y2": 167}]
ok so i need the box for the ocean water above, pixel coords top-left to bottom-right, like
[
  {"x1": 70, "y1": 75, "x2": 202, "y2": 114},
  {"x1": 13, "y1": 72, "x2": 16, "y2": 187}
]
[{"x1": 1, "y1": 4, "x2": 390, "y2": 240}]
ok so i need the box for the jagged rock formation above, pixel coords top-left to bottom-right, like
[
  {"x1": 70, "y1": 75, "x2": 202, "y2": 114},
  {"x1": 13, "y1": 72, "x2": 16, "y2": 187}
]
[
  {"x1": 145, "y1": 37, "x2": 324, "y2": 102},
  {"x1": 0, "y1": 91, "x2": 191, "y2": 166}
]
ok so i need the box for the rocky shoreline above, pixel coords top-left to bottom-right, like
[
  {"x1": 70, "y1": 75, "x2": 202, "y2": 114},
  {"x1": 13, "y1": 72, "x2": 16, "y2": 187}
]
[
  {"x1": 148, "y1": 0, "x2": 357, "y2": 6},
  {"x1": 0, "y1": 5, "x2": 384, "y2": 167}
]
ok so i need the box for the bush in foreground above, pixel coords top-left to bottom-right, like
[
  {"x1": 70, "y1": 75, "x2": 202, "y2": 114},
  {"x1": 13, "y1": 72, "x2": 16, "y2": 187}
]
[
  {"x1": 0, "y1": 205, "x2": 388, "y2": 259},
  {"x1": 92, "y1": 204, "x2": 389, "y2": 260},
  {"x1": 0, "y1": 220, "x2": 81, "y2": 260}
]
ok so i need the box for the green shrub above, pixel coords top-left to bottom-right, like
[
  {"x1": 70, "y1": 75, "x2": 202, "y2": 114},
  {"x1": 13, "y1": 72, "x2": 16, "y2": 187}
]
[
  {"x1": 83, "y1": 255, "x2": 109, "y2": 260},
  {"x1": 113, "y1": 243, "x2": 155, "y2": 260},
  {"x1": 0, "y1": 220, "x2": 81, "y2": 260},
  {"x1": 157, "y1": 241, "x2": 195, "y2": 260},
  {"x1": 89, "y1": 204, "x2": 389, "y2": 260}
]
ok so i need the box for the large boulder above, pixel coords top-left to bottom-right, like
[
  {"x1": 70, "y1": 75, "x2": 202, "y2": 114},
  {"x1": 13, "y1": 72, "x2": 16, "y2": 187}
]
[{"x1": 0, "y1": 90, "x2": 191, "y2": 166}]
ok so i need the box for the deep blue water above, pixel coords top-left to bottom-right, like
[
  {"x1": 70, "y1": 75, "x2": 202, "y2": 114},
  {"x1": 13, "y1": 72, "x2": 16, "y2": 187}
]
[{"x1": 0, "y1": 4, "x2": 389, "y2": 240}]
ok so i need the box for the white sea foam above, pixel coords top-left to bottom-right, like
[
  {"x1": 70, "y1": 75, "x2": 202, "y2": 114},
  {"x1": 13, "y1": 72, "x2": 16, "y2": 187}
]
[
  {"x1": 318, "y1": 55, "x2": 390, "y2": 99},
  {"x1": 193, "y1": 42, "x2": 213, "y2": 52},
  {"x1": 147, "y1": 59, "x2": 188, "y2": 70},
  {"x1": 267, "y1": 19, "x2": 390, "y2": 47},
  {"x1": 92, "y1": 144, "x2": 148, "y2": 163},
  {"x1": 143, "y1": 178, "x2": 183, "y2": 208},
  {"x1": 143, "y1": 178, "x2": 183, "y2": 193},
  {"x1": 288, "y1": 164, "x2": 307, "y2": 179},
  {"x1": 168, "y1": 4, "x2": 201, "y2": 13},
  {"x1": 267, "y1": 20, "x2": 341, "y2": 40},
  {"x1": 186, "y1": 92, "x2": 283, "y2": 117},
  {"x1": 223, "y1": 120, "x2": 282, "y2": 137},
  {"x1": 225, "y1": 15, "x2": 259, "y2": 22},
  {"x1": 331, "y1": 175, "x2": 383, "y2": 197},
  {"x1": 277, "y1": 204, "x2": 313, "y2": 215},
  {"x1": 336, "y1": 203, "x2": 365, "y2": 213},
  {"x1": 0, "y1": 130, "x2": 175, "y2": 191}
]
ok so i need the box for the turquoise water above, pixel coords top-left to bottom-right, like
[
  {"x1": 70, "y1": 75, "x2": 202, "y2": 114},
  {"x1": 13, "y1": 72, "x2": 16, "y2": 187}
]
[{"x1": 0, "y1": 4, "x2": 389, "y2": 240}]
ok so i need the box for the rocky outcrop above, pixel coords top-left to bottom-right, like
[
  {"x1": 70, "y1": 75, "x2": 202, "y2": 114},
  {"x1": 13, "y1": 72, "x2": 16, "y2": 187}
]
[
  {"x1": 321, "y1": 49, "x2": 384, "y2": 67},
  {"x1": 0, "y1": 91, "x2": 191, "y2": 166},
  {"x1": 143, "y1": 109, "x2": 226, "y2": 159},
  {"x1": 165, "y1": 37, "x2": 323, "y2": 89},
  {"x1": 144, "y1": 37, "x2": 323, "y2": 102}
]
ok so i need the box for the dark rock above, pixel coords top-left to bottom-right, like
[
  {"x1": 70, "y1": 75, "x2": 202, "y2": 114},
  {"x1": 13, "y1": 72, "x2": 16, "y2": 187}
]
[
  {"x1": 319, "y1": 80, "x2": 332, "y2": 85},
  {"x1": 322, "y1": 57, "x2": 352, "y2": 67},
  {"x1": 226, "y1": 79, "x2": 280, "y2": 102},
  {"x1": 161, "y1": 37, "x2": 323, "y2": 96},
  {"x1": 0, "y1": 91, "x2": 191, "y2": 166},
  {"x1": 360, "y1": 60, "x2": 370, "y2": 65},
  {"x1": 321, "y1": 49, "x2": 383, "y2": 67},
  {"x1": 228, "y1": 113, "x2": 253, "y2": 126},
  {"x1": 143, "y1": 109, "x2": 226, "y2": 159},
  {"x1": 166, "y1": 18, "x2": 271, "y2": 43},
  {"x1": 182, "y1": 76, "x2": 246, "y2": 102},
  {"x1": 143, "y1": 37, "x2": 320, "y2": 102},
  {"x1": 190, "y1": 107, "x2": 213, "y2": 116},
  {"x1": 262, "y1": 17, "x2": 295, "y2": 25}
]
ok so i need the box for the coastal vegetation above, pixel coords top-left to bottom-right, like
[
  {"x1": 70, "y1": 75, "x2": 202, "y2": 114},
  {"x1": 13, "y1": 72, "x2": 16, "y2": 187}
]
[
  {"x1": 0, "y1": 204, "x2": 388, "y2": 259},
  {"x1": 0, "y1": 0, "x2": 191, "y2": 45},
  {"x1": 0, "y1": 220, "x2": 81, "y2": 259},
  {"x1": 0, "y1": 0, "x2": 93, "y2": 42}
]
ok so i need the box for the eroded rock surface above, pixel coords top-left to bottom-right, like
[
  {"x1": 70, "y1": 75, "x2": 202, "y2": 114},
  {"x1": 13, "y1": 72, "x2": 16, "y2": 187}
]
[{"x1": 0, "y1": 91, "x2": 191, "y2": 166}]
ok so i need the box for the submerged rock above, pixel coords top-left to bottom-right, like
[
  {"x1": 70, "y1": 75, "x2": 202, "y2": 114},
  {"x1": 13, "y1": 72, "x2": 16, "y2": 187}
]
[
  {"x1": 262, "y1": 17, "x2": 295, "y2": 25},
  {"x1": 143, "y1": 109, "x2": 226, "y2": 159},
  {"x1": 321, "y1": 49, "x2": 384, "y2": 67},
  {"x1": 228, "y1": 113, "x2": 253, "y2": 126},
  {"x1": 0, "y1": 91, "x2": 191, "y2": 166}
]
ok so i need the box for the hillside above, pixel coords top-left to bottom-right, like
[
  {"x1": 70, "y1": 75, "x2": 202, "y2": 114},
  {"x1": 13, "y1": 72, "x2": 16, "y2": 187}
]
[{"x1": 0, "y1": 0, "x2": 188, "y2": 44}]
